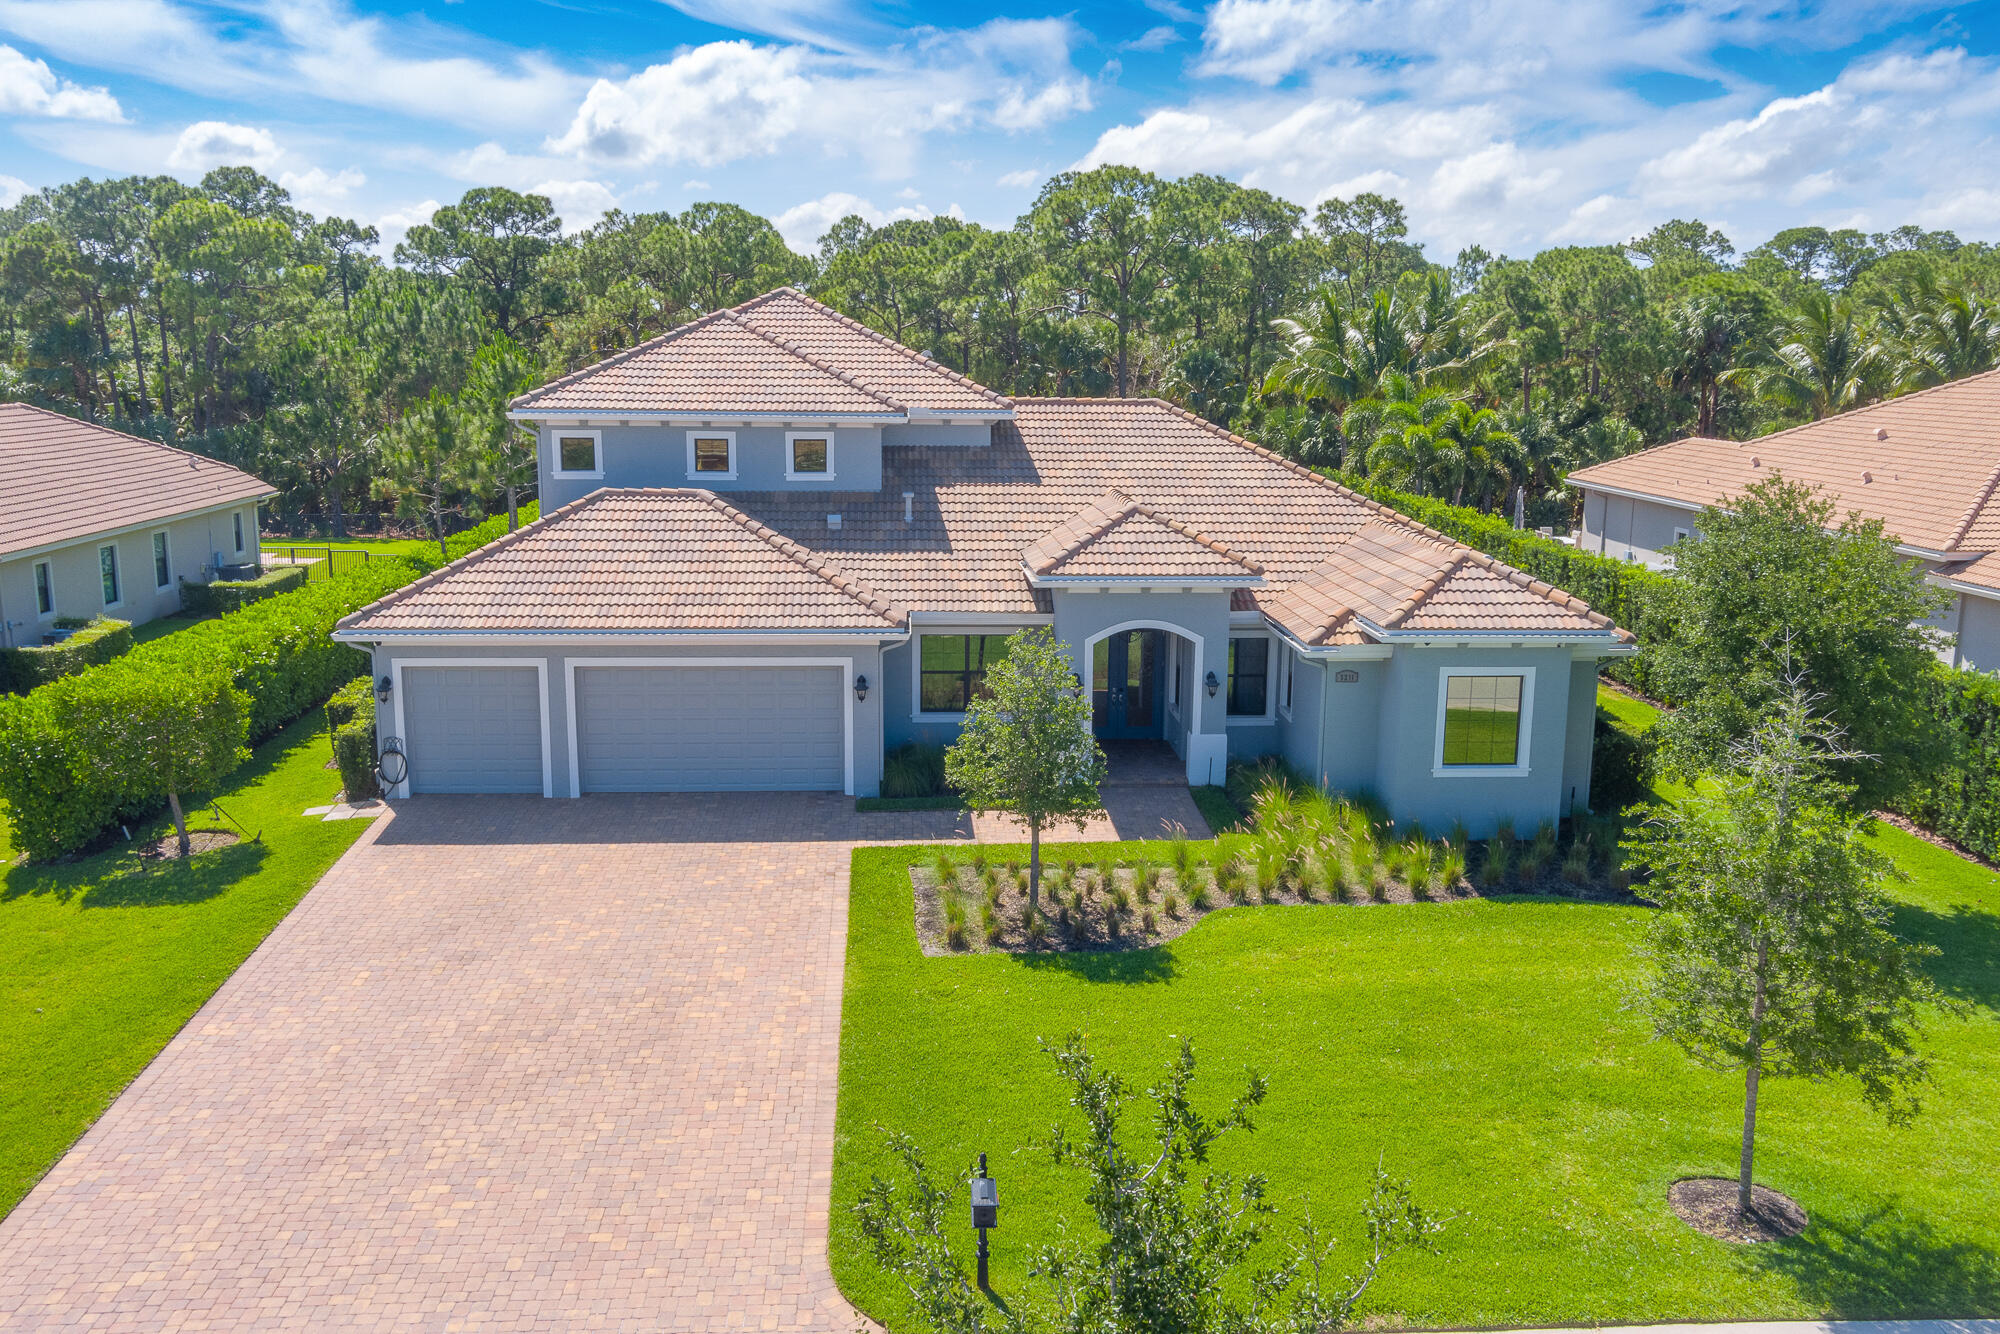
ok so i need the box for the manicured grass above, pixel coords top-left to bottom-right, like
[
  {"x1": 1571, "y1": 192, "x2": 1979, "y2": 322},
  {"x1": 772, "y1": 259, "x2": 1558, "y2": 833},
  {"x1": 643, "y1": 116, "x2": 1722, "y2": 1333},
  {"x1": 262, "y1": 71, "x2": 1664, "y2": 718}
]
[
  {"x1": 1599, "y1": 683, "x2": 1665, "y2": 733},
  {"x1": 0, "y1": 712, "x2": 368, "y2": 1218},
  {"x1": 1189, "y1": 783, "x2": 1242, "y2": 832},
  {"x1": 128, "y1": 611, "x2": 215, "y2": 644},
  {"x1": 262, "y1": 535, "x2": 436, "y2": 561},
  {"x1": 832, "y1": 833, "x2": 2000, "y2": 1327}
]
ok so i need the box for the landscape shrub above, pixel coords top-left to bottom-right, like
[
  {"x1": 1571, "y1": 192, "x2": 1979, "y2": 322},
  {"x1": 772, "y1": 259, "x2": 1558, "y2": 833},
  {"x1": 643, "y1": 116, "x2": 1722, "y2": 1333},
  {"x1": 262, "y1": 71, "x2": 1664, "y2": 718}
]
[
  {"x1": 881, "y1": 741, "x2": 951, "y2": 798},
  {"x1": 178, "y1": 564, "x2": 307, "y2": 615},
  {"x1": 1895, "y1": 667, "x2": 2000, "y2": 863},
  {"x1": 0, "y1": 616, "x2": 133, "y2": 694},
  {"x1": 1590, "y1": 707, "x2": 1655, "y2": 812},
  {"x1": 0, "y1": 558, "x2": 419, "y2": 859},
  {"x1": 325, "y1": 675, "x2": 374, "y2": 729},
  {"x1": 327, "y1": 677, "x2": 381, "y2": 800}
]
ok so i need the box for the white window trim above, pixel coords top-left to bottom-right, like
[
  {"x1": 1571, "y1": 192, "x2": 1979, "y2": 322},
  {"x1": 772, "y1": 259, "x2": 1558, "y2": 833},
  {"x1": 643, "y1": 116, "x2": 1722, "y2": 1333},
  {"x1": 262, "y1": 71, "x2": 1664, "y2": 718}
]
[
  {"x1": 552, "y1": 428, "x2": 604, "y2": 480},
  {"x1": 1276, "y1": 643, "x2": 1295, "y2": 720},
  {"x1": 32, "y1": 559, "x2": 55, "y2": 619},
  {"x1": 1431, "y1": 665, "x2": 1536, "y2": 778},
  {"x1": 152, "y1": 529, "x2": 172, "y2": 589},
  {"x1": 98, "y1": 543, "x2": 123, "y2": 610},
  {"x1": 1224, "y1": 631, "x2": 1277, "y2": 726},
  {"x1": 784, "y1": 430, "x2": 837, "y2": 482},
  {"x1": 686, "y1": 429, "x2": 738, "y2": 481}
]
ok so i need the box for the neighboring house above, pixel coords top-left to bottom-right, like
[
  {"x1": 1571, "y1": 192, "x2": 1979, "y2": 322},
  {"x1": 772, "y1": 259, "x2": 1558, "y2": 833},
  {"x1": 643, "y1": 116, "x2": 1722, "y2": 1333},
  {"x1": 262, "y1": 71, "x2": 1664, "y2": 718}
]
[
  {"x1": 0, "y1": 403, "x2": 274, "y2": 647},
  {"x1": 1567, "y1": 368, "x2": 2000, "y2": 673},
  {"x1": 333, "y1": 289, "x2": 1632, "y2": 834}
]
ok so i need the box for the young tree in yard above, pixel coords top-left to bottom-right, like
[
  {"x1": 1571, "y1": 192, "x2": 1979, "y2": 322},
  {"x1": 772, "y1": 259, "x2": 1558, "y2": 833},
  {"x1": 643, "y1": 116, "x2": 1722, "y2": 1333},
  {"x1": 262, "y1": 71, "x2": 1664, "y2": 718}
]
[
  {"x1": 459, "y1": 336, "x2": 544, "y2": 530},
  {"x1": 376, "y1": 392, "x2": 481, "y2": 563},
  {"x1": 854, "y1": 1032, "x2": 1448, "y2": 1334},
  {"x1": 59, "y1": 667, "x2": 250, "y2": 859},
  {"x1": 1651, "y1": 476, "x2": 1949, "y2": 810},
  {"x1": 1630, "y1": 684, "x2": 1945, "y2": 1218},
  {"x1": 943, "y1": 629, "x2": 1106, "y2": 915}
]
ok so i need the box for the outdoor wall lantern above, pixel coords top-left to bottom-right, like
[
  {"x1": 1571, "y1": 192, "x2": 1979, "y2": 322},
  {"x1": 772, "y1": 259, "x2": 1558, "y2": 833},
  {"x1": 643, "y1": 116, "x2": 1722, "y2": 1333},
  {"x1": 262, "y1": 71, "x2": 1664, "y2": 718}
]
[
  {"x1": 969, "y1": 1152, "x2": 999, "y2": 1287},
  {"x1": 854, "y1": 673, "x2": 869, "y2": 702},
  {"x1": 374, "y1": 674, "x2": 394, "y2": 704},
  {"x1": 1205, "y1": 670, "x2": 1220, "y2": 698}
]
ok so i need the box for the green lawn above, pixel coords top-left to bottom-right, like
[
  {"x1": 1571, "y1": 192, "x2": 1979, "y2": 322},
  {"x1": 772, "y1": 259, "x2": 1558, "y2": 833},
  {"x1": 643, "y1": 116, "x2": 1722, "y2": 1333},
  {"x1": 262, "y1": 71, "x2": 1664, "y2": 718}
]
[
  {"x1": 128, "y1": 611, "x2": 214, "y2": 644},
  {"x1": 261, "y1": 535, "x2": 437, "y2": 561},
  {"x1": 831, "y1": 725, "x2": 2000, "y2": 1326},
  {"x1": 0, "y1": 711, "x2": 369, "y2": 1218}
]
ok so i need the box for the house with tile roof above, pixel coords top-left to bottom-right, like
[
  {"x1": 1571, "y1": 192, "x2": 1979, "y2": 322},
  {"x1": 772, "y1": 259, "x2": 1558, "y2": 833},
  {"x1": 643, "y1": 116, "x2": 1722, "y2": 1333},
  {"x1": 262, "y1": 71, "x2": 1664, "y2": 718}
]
[
  {"x1": 1566, "y1": 368, "x2": 2000, "y2": 673},
  {"x1": 333, "y1": 289, "x2": 1633, "y2": 833},
  {"x1": 0, "y1": 403, "x2": 275, "y2": 647}
]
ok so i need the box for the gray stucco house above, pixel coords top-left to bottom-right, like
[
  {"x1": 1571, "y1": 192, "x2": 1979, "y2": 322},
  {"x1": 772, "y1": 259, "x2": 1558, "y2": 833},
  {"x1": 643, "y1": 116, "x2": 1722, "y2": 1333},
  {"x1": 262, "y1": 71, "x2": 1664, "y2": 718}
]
[
  {"x1": 1568, "y1": 368, "x2": 2000, "y2": 673},
  {"x1": 334, "y1": 289, "x2": 1632, "y2": 834},
  {"x1": 0, "y1": 403, "x2": 273, "y2": 646}
]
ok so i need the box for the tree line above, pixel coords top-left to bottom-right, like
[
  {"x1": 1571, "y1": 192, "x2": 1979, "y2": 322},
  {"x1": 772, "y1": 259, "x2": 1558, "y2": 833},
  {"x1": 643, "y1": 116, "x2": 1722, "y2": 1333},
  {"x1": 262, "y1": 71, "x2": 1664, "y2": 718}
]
[{"x1": 6, "y1": 164, "x2": 2000, "y2": 540}]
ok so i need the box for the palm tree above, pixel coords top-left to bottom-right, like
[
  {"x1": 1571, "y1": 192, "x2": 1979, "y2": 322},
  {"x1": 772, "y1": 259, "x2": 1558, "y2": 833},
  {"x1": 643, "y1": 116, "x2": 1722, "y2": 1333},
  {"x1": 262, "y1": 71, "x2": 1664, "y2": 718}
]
[
  {"x1": 1661, "y1": 295, "x2": 1749, "y2": 437},
  {"x1": 1726, "y1": 290, "x2": 1883, "y2": 421},
  {"x1": 1345, "y1": 374, "x2": 1520, "y2": 505},
  {"x1": 1262, "y1": 274, "x2": 1508, "y2": 413},
  {"x1": 1879, "y1": 271, "x2": 2000, "y2": 392}
]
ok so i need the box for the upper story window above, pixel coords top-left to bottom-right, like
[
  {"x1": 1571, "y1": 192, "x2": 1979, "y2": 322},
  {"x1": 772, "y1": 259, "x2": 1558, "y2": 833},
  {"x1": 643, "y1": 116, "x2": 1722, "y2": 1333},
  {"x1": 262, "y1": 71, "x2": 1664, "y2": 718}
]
[
  {"x1": 99, "y1": 544, "x2": 121, "y2": 607},
  {"x1": 152, "y1": 531, "x2": 171, "y2": 589},
  {"x1": 554, "y1": 431, "x2": 603, "y2": 478},
  {"x1": 1226, "y1": 635, "x2": 1269, "y2": 716},
  {"x1": 688, "y1": 431, "x2": 736, "y2": 480},
  {"x1": 1436, "y1": 673, "x2": 1531, "y2": 774},
  {"x1": 33, "y1": 560, "x2": 54, "y2": 617},
  {"x1": 919, "y1": 634, "x2": 1011, "y2": 713},
  {"x1": 786, "y1": 433, "x2": 833, "y2": 480}
]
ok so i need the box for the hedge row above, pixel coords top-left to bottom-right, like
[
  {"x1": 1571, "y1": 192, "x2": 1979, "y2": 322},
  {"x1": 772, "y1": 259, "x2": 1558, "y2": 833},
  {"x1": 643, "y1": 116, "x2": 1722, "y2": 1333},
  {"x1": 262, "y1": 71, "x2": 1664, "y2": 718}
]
[
  {"x1": 0, "y1": 558, "x2": 420, "y2": 859},
  {"x1": 1347, "y1": 475, "x2": 2000, "y2": 862},
  {"x1": 0, "y1": 616, "x2": 133, "y2": 694},
  {"x1": 327, "y1": 677, "x2": 380, "y2": 801},
  {"x1": 178, "y1": 563, "x2": 307, "y2": 615}
]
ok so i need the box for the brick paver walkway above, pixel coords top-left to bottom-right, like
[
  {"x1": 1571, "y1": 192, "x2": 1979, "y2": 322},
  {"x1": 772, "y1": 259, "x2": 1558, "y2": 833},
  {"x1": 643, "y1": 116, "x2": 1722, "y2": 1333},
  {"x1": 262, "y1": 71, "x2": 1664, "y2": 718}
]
[{"x1": 0, "y1": 794, "x2": 963, "y2": 1332}]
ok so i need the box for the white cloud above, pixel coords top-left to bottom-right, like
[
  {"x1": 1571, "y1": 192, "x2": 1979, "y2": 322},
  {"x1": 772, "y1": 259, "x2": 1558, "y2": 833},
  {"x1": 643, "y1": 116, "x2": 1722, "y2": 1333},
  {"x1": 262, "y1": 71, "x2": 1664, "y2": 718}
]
[
  {"x1": 278, "y1": 164, "x2": 365, "y2": 215},
  {"x1": 527, "y1": 178, "x2": 617, "y2": 231},
  {"x1": 372, "y1": 199, "x2": 438, "y2": 253},
  {"x1": 1123, "y1": 25, "x2": 1181, "y2": 52},
  {"x1": 167, "y1": 121, "x2": 281, "y2": 173},
  {"x1": 772, "y1": 190, "x2": 941, "y2": 252},
  {"x1": 548, "y1": 19, "x2": 1090, "y2": 176},
  {"x1": 996, "y1": 167, "x2": 1040, "y2": 188},
  {"x1": 0, "y1": 173, "x2": 28, "y2": 207},
  {"x1": 0, "y1": 43, "x2": 123, "y2": 120},
  {"x1": 682, "y1": 178, "x2": 710, "y2": 190}
]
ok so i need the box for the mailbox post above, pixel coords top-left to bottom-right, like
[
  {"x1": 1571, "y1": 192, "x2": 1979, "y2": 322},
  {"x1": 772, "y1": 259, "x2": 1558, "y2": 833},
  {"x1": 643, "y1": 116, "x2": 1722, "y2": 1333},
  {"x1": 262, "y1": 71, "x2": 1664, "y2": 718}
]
[{"x1": 969, "y1": 1152, "x2": 998, "y2": 1288}]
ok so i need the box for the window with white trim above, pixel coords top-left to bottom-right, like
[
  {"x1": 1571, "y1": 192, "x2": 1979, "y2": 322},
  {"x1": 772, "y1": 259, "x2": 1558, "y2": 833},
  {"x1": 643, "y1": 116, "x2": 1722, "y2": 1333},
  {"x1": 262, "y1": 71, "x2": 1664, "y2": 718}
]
[
  {"x1": 919, "y1": 634, "x2": 1012, "y2": 712},
  {"x1": 1226, "y1": 636, "x2": 1269, "y2": 716},
  {"x1": 786, "y1": 432, "x2": 833, "y2": 479},
  {"x1": 1439, "y1": 675, "x2": 1523, "y2": 767},
  {"x1": 33, "y1": 560, "x2": 54, "y2": 617},
  {"x1": 99, "y1": 544, "x2": 121, "y2": 607},
  {"x1": 152, "y1": 531, "x2": 172, "y2": 589},
  {"x1": 554, "y1": 431, "x2": 603, "y2": 477},
  {"x1": 686, "y1": 431, "x2": 736, "y2": 479},
  {"x1": 232, "y1": 511, "x2": 245, "y2": 554}
]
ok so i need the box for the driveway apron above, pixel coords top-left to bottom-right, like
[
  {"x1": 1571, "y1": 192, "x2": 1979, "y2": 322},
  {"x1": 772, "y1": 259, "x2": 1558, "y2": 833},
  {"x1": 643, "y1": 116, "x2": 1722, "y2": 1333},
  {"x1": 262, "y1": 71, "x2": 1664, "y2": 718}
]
[{"x1": 0, "y1": 794, "x2": 964, "y2": 1331}]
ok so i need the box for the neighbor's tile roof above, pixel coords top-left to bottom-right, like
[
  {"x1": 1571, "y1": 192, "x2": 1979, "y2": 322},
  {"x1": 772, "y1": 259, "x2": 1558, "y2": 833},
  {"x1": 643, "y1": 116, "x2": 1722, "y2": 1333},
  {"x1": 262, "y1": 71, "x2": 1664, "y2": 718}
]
[
  {"x1": 1023, "y1": 490, "x2": 1263, "y2": 580},
  {"x1": 1940, "y1": 550, "x2": 2000, "y2": 594},
  {"x1": 1566, "y1": 367, "x2": 2000, "y2": 555},
  {"x1": 511, "y1": 289, "x2": 1012, "y2": 417},
  {"x1": 0, "y1": 403, "x2": 274, "y2": 559},
  {"x1": 337, "y1": 490, "x2": 905, "y2": 634}
]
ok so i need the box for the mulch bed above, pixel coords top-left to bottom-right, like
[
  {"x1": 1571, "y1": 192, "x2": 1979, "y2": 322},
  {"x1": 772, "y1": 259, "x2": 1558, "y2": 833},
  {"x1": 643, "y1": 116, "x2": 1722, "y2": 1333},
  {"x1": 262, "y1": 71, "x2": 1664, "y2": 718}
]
[
  {"x1": 910, "y1": 858, "x2": 1628, "y2": 956},
  {"x1": 137, "y1": 830, "x2": 241, "y2": 860},
  {"x1": 1668, "y1": 1177, "x2": 1809, "y2": 1243}
]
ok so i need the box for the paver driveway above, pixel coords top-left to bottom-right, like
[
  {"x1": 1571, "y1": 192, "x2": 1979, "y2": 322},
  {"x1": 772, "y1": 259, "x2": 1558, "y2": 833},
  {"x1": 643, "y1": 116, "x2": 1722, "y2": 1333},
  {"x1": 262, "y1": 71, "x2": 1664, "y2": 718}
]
[{"x1": 0, "y1": 794, "x2": 964, "y2": 1332}]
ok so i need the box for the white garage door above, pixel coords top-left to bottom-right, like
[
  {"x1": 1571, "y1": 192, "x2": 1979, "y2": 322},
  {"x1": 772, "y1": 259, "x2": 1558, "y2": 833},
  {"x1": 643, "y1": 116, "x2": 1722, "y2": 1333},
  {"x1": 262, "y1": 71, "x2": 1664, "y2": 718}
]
[
  {"x1": 573, "y1": 664, "x2": 845, "y2": 792},
  {"x1": 402, "y1": 665, "x2": 545, "y2": 795}
]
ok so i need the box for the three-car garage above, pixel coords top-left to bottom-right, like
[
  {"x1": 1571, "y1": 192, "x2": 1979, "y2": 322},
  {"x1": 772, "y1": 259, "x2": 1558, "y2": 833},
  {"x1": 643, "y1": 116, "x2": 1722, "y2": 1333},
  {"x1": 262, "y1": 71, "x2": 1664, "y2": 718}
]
[{"x1": 383, "y1": 655, "x2": 859, "y2": 798}]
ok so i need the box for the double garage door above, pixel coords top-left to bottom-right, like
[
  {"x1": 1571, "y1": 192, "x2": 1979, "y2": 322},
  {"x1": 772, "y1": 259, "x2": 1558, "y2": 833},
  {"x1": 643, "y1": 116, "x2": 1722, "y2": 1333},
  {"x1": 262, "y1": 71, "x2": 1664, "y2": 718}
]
[{"x1": 398, "y1": 662, "x2": 846, "y2": 795}]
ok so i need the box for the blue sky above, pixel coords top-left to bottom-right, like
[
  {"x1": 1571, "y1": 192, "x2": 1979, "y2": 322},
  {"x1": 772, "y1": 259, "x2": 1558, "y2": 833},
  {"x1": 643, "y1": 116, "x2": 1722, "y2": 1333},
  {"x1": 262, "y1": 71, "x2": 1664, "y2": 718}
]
[{"x1": 3, "y1": 0, "x2": 1998, "y2": 260}]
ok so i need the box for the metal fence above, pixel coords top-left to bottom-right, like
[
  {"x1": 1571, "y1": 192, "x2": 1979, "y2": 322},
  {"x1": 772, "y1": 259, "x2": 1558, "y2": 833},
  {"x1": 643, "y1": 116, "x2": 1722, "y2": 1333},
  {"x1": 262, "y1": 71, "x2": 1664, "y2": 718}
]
[{"x1": 264, "y1": 546, "x2": 374, "y2": 582}]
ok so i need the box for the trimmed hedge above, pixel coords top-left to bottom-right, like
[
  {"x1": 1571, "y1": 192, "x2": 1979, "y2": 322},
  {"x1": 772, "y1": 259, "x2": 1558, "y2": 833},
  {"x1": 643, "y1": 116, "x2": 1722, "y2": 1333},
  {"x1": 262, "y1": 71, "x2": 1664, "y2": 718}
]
[
  {"x1": 0, "y1": 558, "x2": 420, "y2": 859},
  {"x1": 1898, "y1": 667, "x2": 2000, "y2": 863},
  {"x1": 178, "y1": 564, "x2": 307, "y2": 615},
  {"x1": 327, "y1": 677, "x2": 379, "y2": 801},
  {"x1": 0, "y1": 617, "x2": 133, "y2": 694}
]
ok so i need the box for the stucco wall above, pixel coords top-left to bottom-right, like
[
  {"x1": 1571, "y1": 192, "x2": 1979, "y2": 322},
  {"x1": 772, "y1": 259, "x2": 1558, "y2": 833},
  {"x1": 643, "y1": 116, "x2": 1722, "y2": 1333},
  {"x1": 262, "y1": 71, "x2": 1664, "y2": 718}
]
[
  {"x1": 1311, "y1": 657, "x2": 1387, "y2": 797},
  {"x1": 537, "y1": 424, "x2": 886, "y2": 509},
  {"x1": 1370, "y1": 645, "x2": 1585, "y2": 837},
  {"x1": 1560, "y1": 656, "x2": 1599, "y2": 816},
  {"x1": 1575, "y1": 488, "x2": 1698, "y2": 569},
  {"x1": 1051, "y1": 588, "x2": 1234, "y2": 783},
  {"x1": 367, "y1": 639, "x2": 890, "y2": 798},
  {"x1": 0, "y1": 503, "x2": 260, "y2": 646},
  {"x1": 1954, "y1": 592, "x2": 2000, "y2": 674}
]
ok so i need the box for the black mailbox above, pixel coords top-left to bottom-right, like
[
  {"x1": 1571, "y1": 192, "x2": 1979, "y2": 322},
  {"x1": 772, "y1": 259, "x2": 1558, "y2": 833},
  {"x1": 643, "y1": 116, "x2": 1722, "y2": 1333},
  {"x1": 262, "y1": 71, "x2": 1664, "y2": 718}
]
[{"x1": 970, "y1": 1174, "x2": 998, "y2": 1230}]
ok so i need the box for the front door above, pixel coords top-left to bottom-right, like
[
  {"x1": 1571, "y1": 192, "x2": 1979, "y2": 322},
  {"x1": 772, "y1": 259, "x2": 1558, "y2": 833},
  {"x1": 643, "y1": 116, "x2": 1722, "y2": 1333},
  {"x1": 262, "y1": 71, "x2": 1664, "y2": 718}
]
[{"x1": 1092, "y1": 630, "x2": 1164, "y2": 739}]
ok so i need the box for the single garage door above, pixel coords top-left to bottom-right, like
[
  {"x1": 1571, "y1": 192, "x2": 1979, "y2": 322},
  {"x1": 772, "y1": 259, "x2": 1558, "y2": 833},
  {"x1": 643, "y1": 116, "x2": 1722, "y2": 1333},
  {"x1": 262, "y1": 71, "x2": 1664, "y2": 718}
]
[
  {"x1": 402, "y1": 665, "x2": 545, "y2": 794},
  {"x1": 574, "y1": 664, "x2": 845, "y2": 792}
]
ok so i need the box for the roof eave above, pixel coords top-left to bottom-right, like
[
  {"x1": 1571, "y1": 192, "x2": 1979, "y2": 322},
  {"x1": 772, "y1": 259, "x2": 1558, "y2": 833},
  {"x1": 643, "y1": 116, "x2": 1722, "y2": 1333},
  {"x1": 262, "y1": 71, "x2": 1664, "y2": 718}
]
[
  {"x1": 332, "y1": 626, "x2": 910, "y2": 644},
  {"x1": 0, "y1": 489, "x2": 278, "y2": 563},
  {"x1": 1022, "y1": 567, "x2": 1264, "y2": 590},
  {"x1": 507, "y1": 409, "x2": 909, "y2": 424}
]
